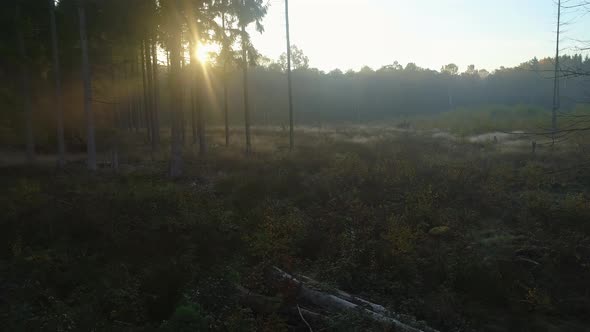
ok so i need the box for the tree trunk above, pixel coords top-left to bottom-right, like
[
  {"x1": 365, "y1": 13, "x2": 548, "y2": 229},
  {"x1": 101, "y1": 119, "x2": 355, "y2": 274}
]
[
  {"x1": 189, "y1": 40, "x2": 198, "y2": 146},
  {"x1": 123, "y1": 54, "x2": 132, "y2": 131},
  {"x1": 195, "y1": 47, "x2": 206, "y2": 155},
  {"x1": 181, "y1": 92, "x2": 186, "y2": 145},
  {"x1": 133, "y1": 49, "x2": 142, "y2": 131},
  {"x1": 169, "y1": 16, "x2": 183, "y2": 177},
  {"x1": 78, "y1": 2, "x2": 96, "y2": 170},
  {"x1": 222, "y1": 9, "x2": 230, "y2": 147},
  {"x1": 241, "y1": 24, "x2": 251, "y2": 154},
  {"x1": 16, "y1": 4, "x2": 35, "y2": 164},
  {"x1": 129, "y1": 47, "x2": 143, "y2": 133},
  {"x1": 552, "y1": 0, "x2": 561, "y2": 137},
  {"x1": 180, "y1": 40, "x2": 186, "y2": 147},
  {"x1": 141, "y1": 41, "x2": 152, "y2": 142},
  {"x1": 109, "y1": 49, "x2": 119, "y2": 172},
  {"x1": 49, "y1": 0, "x2": 65, "y2": 167},
  {"x1": 144, "y1": 38, "x2": 156, "y2": 152},
  {"x1": 151, "y1": 40, "x2": 161, "y2": 146},
  {"x1": 271, "y1": 267, "x2": 436, "y2": 332},
  {"x1": 285, "y1": 0, "x2": 294, "y2": 151}
]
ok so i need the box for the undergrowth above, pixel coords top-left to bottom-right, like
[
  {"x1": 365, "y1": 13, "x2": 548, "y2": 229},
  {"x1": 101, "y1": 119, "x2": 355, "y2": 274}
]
[{"x1": 1, "y1": 134, "x2": 590, "y2": 331}]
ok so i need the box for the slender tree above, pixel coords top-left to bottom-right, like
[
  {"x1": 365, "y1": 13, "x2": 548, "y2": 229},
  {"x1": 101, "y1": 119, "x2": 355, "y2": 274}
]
[
  {"x1": 144, "y1": 38, "x2": 156, "y2": 151},
  {"x1": 180, "y1": 38, "x2": 186, "y2": 146},
  {"x1": 241, "y1": 18, "x2": 251, "y2": 154},
  {"x1": 151, "y1": 38, "x2": 160, "y2": 145},
  {"x1": 222, "y1": 0, "x2": 230, "y2": 146},
  {"x1": 151, "y1": 38, "x2": 161, "y2": 145},
  {"x1": 552, "y1": 0, "x2": 562, "y2": 137},
  {"x1": 189, "y1": 40, "x2": 198, "y2": 145},
  {"x1": 78, "y1": 1, "x2": 96, "y2": 170},
  {"x1": 49, "y1": 0, "x2": 65, "y2": 167},
  {"x1": 109, "y1": 48, "x2": 119, "y2": 172},
  {"x1": 134, "y1": 48, "x2": 142, "y2": 131},
  {"x1": 166, "y1": 1, "x2": 183, "y2": 177},
  {"x1": 123, "y1": 52, "x2": 132, "y2": 131},
  {"x1": 15, "y1": 3, "x2": 35, "y2": 164},
  {"x1": 141, "y1": 41, "x2": 152, "y2": 140},
  {"x1": 196, "y1": 46, "x2": 206, "y2": 155},
  {"x1": 231, "y1": 0, "x2": 267, "y2": 153},
  {"x1": 285, "y1": 0, "x2": 294, "y2": 151}
]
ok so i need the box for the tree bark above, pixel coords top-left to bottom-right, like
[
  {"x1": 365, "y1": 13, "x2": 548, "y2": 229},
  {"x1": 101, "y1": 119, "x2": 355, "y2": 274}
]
[
  {"x1": 181, "y1": 41, "x2": 187, "y2": 147},
  {"x1": 222, "y1": 9, "x2": 230, "y2": 146},
  {"x1": 271, "y1": 267, "x2": 437, "y2": 332},
  {"x1": 141, "y1": 41, "x2": 152, "y2": 142},
  {"x1": 144, "y1": 38, "x2": 156, "y2": 151},
  {"x1": 151, "y1": 39, "x2": 161, "y2": 146},
  {"x1": 285, "y1": 0, "x2": 294, "y2": 151},
  {"x1": 49, "y1": 0, "x2": 65, "y2": 167},
  {"x1": 134, "y1": 48, "x2": 142, "y2": 131},
  {"x1": 78, "y1": 2, "x2": 96, "y2": 170},
  {"x1": 195, "y1": 49, "x2": 206, "y2": 155},
  {"x1": 16, "y1": 4, "x2": 35, "y2": 164},
  {"x1": 109, "y1": 49, "x2": 119, "y2": 172},
  {"x1": 241, "y1": 23, "x2": 251, "y2": 154},
  {"x1": 168, "y1": 14, "x2": 183, "y2": 177},
  {"x1": 189, "y1": 40, "x2": 198, "y2": 146},
  {"x1": 552, "y1": 0, "x2": 561, "y2": 137},
  {"x1": 123, "y1": 53, "x2": 131, "y2": 131}
]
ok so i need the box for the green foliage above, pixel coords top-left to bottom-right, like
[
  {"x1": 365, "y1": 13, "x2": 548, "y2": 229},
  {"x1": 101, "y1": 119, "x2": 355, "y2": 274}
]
[
  {"x1": 160, "y1": 304, "x2": 210, "y2": 332},
  {"x1": 246, "y1": 200, "x2": 306, "y2": 265},
  {"x1": 383, "y1": 215, "x2": 420, "y2": 256},
  {"x1": 2, "y1": 132, "x2": 590, "y2": 331},
  {"x1": 416, "y1": 104, "x2": 551, "y2": 135}
]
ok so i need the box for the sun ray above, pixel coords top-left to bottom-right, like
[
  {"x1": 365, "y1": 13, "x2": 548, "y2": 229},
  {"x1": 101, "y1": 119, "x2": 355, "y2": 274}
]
[{"x1": 195, "y1": 43, "x2": 218, "y2": 63}]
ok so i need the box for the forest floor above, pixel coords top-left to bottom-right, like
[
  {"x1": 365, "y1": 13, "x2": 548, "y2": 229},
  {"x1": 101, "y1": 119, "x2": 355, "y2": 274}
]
[{"x1": 2, "y1": 127, "x2": 590, "y2": 331}]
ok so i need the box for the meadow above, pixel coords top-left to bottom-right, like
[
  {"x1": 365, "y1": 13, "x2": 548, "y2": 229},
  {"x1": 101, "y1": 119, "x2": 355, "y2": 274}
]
[{"x1": 2, "y1": 110, "x2": 590, "y2": 331}]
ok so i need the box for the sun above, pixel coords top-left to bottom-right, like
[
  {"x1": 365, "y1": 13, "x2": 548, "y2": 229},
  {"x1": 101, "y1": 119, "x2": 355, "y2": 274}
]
[{"x1": 195, "y1": 43, "x2": 217, "y2": 63}]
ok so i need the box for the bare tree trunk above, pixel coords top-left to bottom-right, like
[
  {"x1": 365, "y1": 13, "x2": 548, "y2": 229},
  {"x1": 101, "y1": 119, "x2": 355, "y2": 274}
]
[
  {"x1": 49, "y1": 0, "x2": 65, "y2": 167},
  {"x1": 196, "y1": 60, "x2": 206, "y2": 155},
  {"x1": 16, "y1": 4, "x2": 35, "y2": 164},
  {"x1": 141, "y1": 41, "x2": 152, "y2": 142},
  {"x1": 109, "y1": 49, "x2": 119, "y2": 172},
  {"x1": 126, "y1": 57, "x2": 135, "y2": 131},
  {"x1": 285, "y1": 0, "x2": 294, "y2": 151},
  {"x1": 181, "y1": 95, "x2": 186, "y2": 145},
  {"x1": 151, "y1": 40, "x2": 161, "y2": 146},
  {"x1": 123, "y1": 63, "x2": 135, "y2": 131},
  {"x1": 271, "y1": 267, "x2": 436, "y2": 332},
  {"x1": 191, "y1": 87, "x2": 197, "y2": 146},
  {"x1": 241, "y1": 24, "x2": 251, "y2": 154},
  {"x1": 169, "y1": 16, "x2": 183, "y2": 177},
  {"x1": 189, "y1": 40, "x2": 198, "y2": 146},
  {"x1": 78, "y1": 2, "x2": 96, "y2": 170},
  {"x1": 134, "y1": 49, "x2": 142, "y2": 132},
  {"x1": 552, "y1": 0, "x2": 561, "y2": 137},
  {"x1": 144, "y1": 39, "x2": 156, "y2": 152},
  {"x1": 222, "y1": 9, "x2": 230, "y2": 147},
  {"x1": 180, "y1": 39, "x2": 187, "y2": 147}
]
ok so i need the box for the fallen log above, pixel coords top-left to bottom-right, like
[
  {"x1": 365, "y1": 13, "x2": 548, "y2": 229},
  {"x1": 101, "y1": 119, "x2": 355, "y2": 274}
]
[
  {"x1": 236, "y1": 284, "x2": 327, "y2": 326},
  {"x1": 296, "y1": 274, "x2": 387, "y2": 314},
  {"x1": 272, "y1": 267, "x2": 439, "y2": 332}
]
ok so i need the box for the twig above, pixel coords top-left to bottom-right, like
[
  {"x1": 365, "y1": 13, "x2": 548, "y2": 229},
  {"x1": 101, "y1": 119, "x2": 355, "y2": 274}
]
[{"x1": 298, "y1": 304, "x2": 314, "y2": 332}]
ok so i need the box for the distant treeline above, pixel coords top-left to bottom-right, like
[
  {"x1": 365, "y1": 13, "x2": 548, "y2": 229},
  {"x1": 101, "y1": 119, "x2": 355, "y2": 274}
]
[
  {"x1": 2, "y1": 25, "x2": 589, "y2": 144},
  {"x1": 211, "y1": 54, "x2": 590, "y2": 125}
]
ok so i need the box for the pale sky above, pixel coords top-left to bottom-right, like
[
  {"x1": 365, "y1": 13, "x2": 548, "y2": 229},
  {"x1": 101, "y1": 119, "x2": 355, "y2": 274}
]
[{"x1": 249, "y1": 0, "x2": 590, "y2": 72}]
